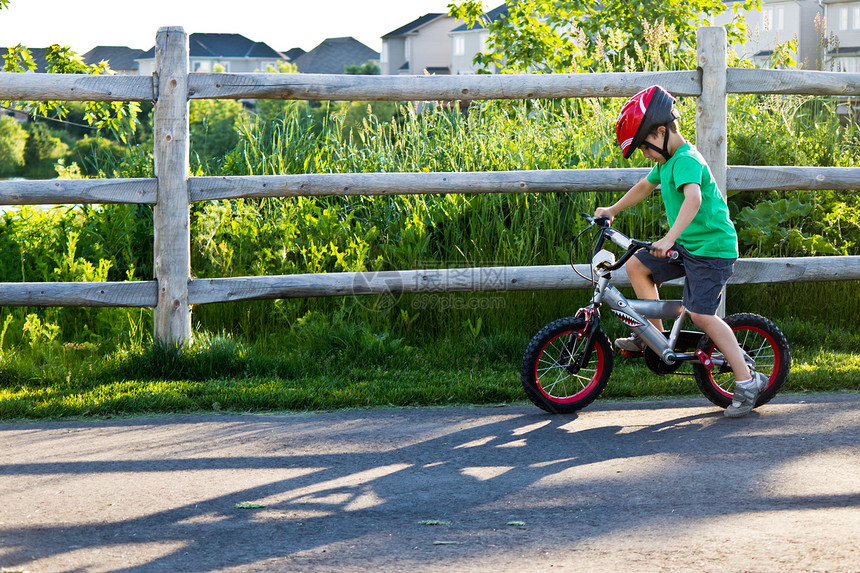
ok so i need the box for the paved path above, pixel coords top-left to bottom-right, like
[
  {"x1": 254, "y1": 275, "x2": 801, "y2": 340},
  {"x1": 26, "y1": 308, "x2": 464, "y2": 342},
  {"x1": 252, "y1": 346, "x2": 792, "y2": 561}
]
[{"x1": 2, "y1": 393, "x2": 860, "y2": 572}]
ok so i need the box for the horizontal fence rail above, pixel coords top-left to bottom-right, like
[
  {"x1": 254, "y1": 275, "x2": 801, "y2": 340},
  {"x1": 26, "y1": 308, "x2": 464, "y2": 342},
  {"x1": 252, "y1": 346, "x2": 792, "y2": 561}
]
[
  {"x1": 2, "y1": 166, "x2": 858, "y2": 207},
  {"x1": 186, "y1": 256, "x2": 860, "y2": 305},
  {"x1": 0, "y1": 282, "x2": 157, "y2": 307},
  {"x1": 187, "y1": 68, "x2": 860, "y2": 102},
  {"x1": 0, "y1": 73, "x2": 154, "y2": 101},
  {"x1": 1, "y1": 26, "x2": 859, "y2": 342},
  {"x1": 2, "y1": 68, "x2": 859, "y2": 104},
  {"x1": 727, "y1": 68, "x2": 860, "y2": 95},
  {"x1": 2, "y1": 255, "x2": 856, "y2": 308},
  {"x1": 189, "y1": 166, "x2": 860, "y2": 202},
  {"x1": 0, "y1": 178, "x2": 157, "y2": 205},
  {"x1": 188, "y1": 70, "x2": 703, "y2": 101}
]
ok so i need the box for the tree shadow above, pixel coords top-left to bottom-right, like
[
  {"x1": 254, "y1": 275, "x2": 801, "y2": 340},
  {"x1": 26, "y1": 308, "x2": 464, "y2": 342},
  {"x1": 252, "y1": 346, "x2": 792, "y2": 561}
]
[{"x1": 1, "y1": 395, "x2": 859, "y2": 571}]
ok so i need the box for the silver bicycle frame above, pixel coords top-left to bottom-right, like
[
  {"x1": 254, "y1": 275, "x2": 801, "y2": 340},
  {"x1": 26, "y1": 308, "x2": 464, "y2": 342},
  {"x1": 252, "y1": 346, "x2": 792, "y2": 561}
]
[{"x1": 589, "y1": 262, "x2": 690, "y2": 364}]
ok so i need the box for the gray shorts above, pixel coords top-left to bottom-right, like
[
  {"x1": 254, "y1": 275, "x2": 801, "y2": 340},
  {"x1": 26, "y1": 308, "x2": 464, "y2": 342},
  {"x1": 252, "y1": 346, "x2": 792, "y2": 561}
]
[{"x1": 634, "y1": 244, "x2": 736, "y2": 315}]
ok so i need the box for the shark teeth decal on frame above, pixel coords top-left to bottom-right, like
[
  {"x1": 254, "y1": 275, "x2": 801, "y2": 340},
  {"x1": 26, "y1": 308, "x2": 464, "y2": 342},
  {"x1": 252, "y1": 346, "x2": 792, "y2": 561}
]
[{"x1": 611, "y1": 309, "x2": 644, "y2": 328}]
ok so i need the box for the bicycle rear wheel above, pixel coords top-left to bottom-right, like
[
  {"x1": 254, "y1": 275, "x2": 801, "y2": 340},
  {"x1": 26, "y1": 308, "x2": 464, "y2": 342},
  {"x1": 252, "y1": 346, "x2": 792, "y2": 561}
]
[{"x1": 693, "y1": 313, "x2": 791, "y2": 409}]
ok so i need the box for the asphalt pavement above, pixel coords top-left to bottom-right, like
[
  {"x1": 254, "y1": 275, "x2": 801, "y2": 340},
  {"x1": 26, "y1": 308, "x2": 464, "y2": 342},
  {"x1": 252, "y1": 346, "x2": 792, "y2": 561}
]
[{"x1": 2, "y1": 393, "x2": 860, "y2": 572}]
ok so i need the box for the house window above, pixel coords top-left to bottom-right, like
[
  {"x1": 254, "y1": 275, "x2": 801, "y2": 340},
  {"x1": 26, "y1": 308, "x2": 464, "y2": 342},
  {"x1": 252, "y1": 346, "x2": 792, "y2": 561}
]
[
  {"x1": 854, "y1": 7, "x2": 860, "y2": 29},
  {"x1": 840, "y1": 7, "x2": 849, "y2": 30},
  {"x1": 454, "y1": 36, "x2": 465, "y2": 56},
  {"x1": 193, "y1": 60, "x2": 211, "y2": 72},
  {"x1": 776, "y1": 7, "x2": 784, "y2": 30},
  {"x1": 765, "y1": 6, "x2": 784, "y2": 31},
  {"x1": 835, "y1": 57, "x2": 858, "y2": 73}
]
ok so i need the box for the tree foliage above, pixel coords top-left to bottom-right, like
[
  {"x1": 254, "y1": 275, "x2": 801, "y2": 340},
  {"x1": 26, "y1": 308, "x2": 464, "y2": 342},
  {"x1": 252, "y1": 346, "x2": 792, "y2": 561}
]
[
  {"x1": 448, "y1": 0, "x2": 762, "y2": 73},
  {"x1": 1, "y1": 0, "x2": 141, "y2": 143},
  {"x1": 2, "y1": 44, "x2": 141, "y2": 142},
  {"x1": 0, "y1": 115, "x2": 27, "y2": 175},
  {"x1": 344, "y1": 62, "x2": 380, "y2": 75}
]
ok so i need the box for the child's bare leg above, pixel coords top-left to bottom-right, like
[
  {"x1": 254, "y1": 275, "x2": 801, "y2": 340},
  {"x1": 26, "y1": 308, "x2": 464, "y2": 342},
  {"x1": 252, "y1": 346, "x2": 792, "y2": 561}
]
[
  {"x1": 689, "y1": 312, "x2": 751, "y2": 382},
  {"x1": 626, "y1": 256, "x2": 663, "y2": 331}
]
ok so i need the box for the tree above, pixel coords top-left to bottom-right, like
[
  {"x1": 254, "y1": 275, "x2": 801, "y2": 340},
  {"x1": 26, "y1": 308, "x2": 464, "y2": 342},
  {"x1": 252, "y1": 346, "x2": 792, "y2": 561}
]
[
  {"x1": 448, "y1": 0, "x2": 762, "y2": 73},
  {"x1": 0, "y1": 115, "x2": 27, "y2": 175},
  {"x1": 23, "y1": 123, "x2": 69, "y2": 178},
  {"x1": 1, "y1": 2, "x2": 141, "y2": 142},
  {"x1": 344, "y1": 63, "x2": 380, "y2": 75}
]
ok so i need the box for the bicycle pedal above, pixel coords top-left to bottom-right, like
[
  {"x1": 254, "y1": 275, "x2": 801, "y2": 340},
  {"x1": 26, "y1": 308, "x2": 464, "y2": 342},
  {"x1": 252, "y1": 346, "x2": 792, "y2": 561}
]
[
  {"x1": 619, "y1": 349, "x2": 644, "y2": 358},
  {"x1": 695, "y1": 349, "x2": 715, "y2": 371}
]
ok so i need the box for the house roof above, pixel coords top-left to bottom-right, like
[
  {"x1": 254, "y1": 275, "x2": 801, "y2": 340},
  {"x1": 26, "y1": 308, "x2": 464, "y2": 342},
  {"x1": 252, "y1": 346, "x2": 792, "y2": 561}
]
[
  {"x1": 0, "y1": 47, "x2": 49, "y2": 72},
  {"x1": 293, "y1": 37, "x2": 379, "y2": 74},
  {"x1": 138, "y1": 33, "x2": 285, "y2": 60},
  {"x1": 383, "y1": 13, "x2": 444, "y2": 39},
  {"x1": 282, "y1": 47, "x2": 306, "y2": 62},
  {"x1": 451, "y1": 3, "x2": 509, "y2": 32},
  {"x1": 83, "y1": 46, "x2": 145, "y2": 71}
]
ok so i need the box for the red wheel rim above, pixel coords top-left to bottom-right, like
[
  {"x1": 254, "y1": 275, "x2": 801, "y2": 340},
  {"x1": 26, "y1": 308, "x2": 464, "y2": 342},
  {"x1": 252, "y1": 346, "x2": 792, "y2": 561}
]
[
  {"x1": 533, "y1": 329, "x2": 605, "y2": 404},
  {"x1": 704, "y1": 325, "x2": 781, "y2": 399}
]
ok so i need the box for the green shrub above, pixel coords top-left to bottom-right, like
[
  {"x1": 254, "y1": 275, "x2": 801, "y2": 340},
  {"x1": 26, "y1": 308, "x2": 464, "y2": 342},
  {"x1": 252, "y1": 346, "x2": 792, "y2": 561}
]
[{"x1": 0, "y1": 115, "x2": 27, "y2": 175}]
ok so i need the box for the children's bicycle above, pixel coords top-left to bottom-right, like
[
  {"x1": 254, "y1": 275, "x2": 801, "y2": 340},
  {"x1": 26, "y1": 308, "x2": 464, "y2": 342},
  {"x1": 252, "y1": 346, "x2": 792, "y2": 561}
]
[{"x1": 520, "y1": 213, "x2": 791, "y2": 414}]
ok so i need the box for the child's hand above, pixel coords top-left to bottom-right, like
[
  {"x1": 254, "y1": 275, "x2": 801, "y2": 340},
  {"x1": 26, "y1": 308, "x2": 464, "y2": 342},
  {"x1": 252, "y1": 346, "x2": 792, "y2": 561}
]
[
  {"x1": 651, "y1": 237, "x2": 675, "y2": 258},
  {"x1": 594, "y1": 207, "x2": 615, "y2": 222}
]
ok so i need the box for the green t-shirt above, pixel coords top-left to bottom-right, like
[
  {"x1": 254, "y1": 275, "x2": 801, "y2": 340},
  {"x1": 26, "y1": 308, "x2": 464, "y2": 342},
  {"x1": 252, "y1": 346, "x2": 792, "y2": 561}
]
[{"x1": 646, "y1": 143, "x2": 738, "y2": 258}]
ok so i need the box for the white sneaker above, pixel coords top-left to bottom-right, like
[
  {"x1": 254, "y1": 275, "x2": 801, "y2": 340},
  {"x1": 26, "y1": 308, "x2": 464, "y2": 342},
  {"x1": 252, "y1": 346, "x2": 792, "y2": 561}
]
[
  {"x1": 724, "y1": 371, "x2": 769, "y2": 418},
  {"x1": 614, "y1": 334, "x2": 645, "y2": 352}
]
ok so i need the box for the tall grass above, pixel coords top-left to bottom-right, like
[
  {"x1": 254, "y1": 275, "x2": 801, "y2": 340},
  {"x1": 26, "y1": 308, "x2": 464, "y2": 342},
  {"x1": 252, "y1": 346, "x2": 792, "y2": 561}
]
[{"x1": 0, "y1": 85, "x2": 858, "y2": 357}]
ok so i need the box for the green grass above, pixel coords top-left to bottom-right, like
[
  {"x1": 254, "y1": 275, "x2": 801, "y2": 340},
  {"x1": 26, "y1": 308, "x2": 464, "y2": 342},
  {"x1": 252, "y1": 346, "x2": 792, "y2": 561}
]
[{"x1": 0, "y1": 317, "x2": 857, "y2": 420}]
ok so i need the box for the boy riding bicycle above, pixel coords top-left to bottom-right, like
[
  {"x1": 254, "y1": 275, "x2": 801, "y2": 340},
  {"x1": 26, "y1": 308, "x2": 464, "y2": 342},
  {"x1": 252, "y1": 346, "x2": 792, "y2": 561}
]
[{"x1": 594, "y1": 85, "x2": 766, "y2": 418}]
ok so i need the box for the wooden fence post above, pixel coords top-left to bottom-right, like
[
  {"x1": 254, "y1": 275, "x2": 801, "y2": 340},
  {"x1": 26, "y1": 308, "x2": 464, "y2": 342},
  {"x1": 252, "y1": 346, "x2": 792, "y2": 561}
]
[
  {"x1": 696, "y1": 26, "x2": 729, "y2": 316},
  {"x1": 153, "y1": 27, "x2": 192, "y2": 345}
]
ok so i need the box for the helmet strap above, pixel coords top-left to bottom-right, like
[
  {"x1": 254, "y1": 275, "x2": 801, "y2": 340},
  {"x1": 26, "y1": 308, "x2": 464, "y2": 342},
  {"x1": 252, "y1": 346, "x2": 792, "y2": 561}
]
[{"x1": 643, "y1": 124, "x2": 673, "y2": 161}]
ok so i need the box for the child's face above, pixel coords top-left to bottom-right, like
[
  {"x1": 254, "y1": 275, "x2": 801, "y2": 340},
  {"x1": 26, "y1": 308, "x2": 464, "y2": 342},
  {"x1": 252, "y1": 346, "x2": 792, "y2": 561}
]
[{"x1": 638, "y1": 130, "x2": 667, "y2": 164}]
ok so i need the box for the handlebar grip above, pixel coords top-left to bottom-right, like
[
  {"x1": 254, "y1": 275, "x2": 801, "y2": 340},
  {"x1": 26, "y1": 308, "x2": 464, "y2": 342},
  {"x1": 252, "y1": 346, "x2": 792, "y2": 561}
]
[{"x1": 646, "y1": 245, "x2": 680, "y2": 260}]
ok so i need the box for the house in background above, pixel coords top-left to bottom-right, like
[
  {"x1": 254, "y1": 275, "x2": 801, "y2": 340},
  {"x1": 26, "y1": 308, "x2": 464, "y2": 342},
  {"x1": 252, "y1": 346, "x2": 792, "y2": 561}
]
[
  {"x1": 712, "y1": 0, "x2": 823, "y2": 68},
  {"x1": 824, "y1": 0, "x2": 860, "y2": 72},
  {"x1": 381, "y1": 13, "x2": 457, "y2": 75},
  {"x1": 83, "y1": 46, "x2": 144, "y2": 75},
  {"x1": 450, "y1": 3, "x2": 507, "y2": 74},
  {"x1": 135, "y1": 33, "x2": 285, "y2": 75},
  {"x1": 281, "y1": 47, "x2": 306, "y2": 63},
  {"x1": 293, "y1": 37, "x2": 378, "y2": 74}
]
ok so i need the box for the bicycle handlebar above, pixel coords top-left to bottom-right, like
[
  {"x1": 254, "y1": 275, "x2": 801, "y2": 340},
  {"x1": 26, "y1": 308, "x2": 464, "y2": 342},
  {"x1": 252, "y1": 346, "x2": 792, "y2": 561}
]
[{"x1": 580, "y1": 213, "x2": 679, "y2": 269}]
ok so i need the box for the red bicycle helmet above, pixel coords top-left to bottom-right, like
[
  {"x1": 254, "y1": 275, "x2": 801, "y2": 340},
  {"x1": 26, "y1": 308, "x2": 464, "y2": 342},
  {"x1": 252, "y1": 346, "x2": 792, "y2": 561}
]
[{"x1": 615, "y1": 85, "x2": 680, "y2": 160}]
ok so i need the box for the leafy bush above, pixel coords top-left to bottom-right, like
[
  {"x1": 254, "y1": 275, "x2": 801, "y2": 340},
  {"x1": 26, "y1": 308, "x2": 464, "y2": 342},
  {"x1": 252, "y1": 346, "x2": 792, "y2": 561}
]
[
  {"x1": 69, "y1": 136, "x2": 126, "y2": 177},
  {"x1": 189, "y1": 99, "x2": 245, "y2": 172},
  {"x1": 22, "y1": 123, "x2": 69, "y2": 178},
  {"x1": 737, "y1": 197, "x2": 840, "y2": 256},
  {"x1": 0, "y1": 115, "x2": 27, "y2": 175}
]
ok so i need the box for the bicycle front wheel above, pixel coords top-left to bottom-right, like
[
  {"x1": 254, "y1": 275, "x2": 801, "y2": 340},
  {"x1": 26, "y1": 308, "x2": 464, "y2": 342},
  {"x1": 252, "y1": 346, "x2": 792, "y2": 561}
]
[
  {"x1": 693, "y1": 313, "x2": 791, "y2": 409},
  {"x1": 520, "y1": 316, "x2": 613, "y2": 414}
]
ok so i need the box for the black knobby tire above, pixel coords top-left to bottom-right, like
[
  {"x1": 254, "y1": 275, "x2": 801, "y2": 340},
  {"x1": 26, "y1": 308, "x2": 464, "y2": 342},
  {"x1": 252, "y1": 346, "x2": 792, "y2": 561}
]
[
  {"x1": 520, "y1": 316, "x2": 614, "y2": 414},
  {"x1": 693, "y1": 313, "x2": 791, "y2": 409}
]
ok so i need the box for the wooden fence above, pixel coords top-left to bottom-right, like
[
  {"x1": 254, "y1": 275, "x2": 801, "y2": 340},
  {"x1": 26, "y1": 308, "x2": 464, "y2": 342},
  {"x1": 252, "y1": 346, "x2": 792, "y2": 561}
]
[{"x1": 1, "y1": 26, "x2": 859, "y2": 345}]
